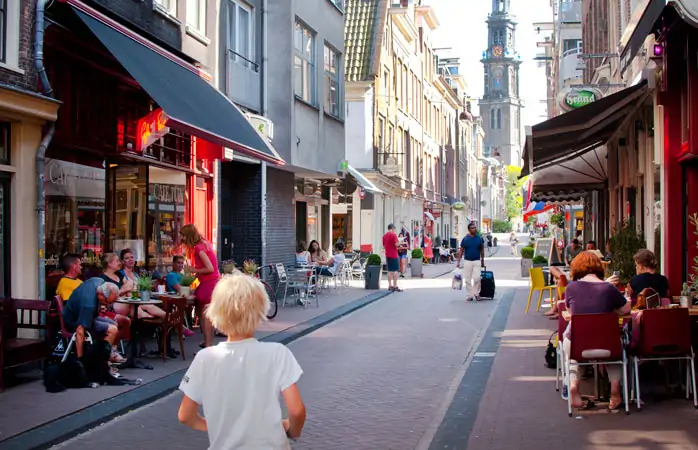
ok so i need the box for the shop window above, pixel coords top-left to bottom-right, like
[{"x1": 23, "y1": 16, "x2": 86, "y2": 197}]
[
  {"x1": 143, "y1": 129, "x2": 193, "y2": 169},
  {"x1": 148, "y1": 167, "x2": 188, "y2": 275},
  {"x1": 45, "y1": 158, "x2": 106, "y2": 289}
]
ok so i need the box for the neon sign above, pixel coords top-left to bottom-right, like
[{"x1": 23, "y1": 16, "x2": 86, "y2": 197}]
[{"x1": 136, "y1": 108, "x2": 169, "y2": 152}]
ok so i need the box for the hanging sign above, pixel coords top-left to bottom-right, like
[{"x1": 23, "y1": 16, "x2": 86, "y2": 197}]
[
  {"x1": 136, "y1": 108, "x2": 169, "y2": 152},
  {"x1": 358, "y1": 188, "x2": 366, "y2": 200}
]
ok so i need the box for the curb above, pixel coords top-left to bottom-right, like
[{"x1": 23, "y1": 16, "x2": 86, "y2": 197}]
[{"x1": 0, "y1": 290, "x2": 393, "y2": 450}]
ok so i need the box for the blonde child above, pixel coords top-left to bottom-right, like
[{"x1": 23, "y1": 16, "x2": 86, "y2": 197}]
[{"x1": 178, "y1": 273, "x2": 306, "y2": 448}]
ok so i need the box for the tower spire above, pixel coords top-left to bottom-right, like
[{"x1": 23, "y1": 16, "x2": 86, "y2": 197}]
[{"x1": 491, "y1": 0, "x2": 509, "y2": 14}]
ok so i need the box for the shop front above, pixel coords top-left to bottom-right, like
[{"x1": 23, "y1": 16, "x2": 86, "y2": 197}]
[{"x1": 42, "y1": 1, "x2": 281, "y2": 298}]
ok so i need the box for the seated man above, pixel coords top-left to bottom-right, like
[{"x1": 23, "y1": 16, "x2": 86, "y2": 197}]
[
  {"x1": 56, "y1": 254, "x2": 83, "y2": 301},
  {"x1": 63, "y1": 279, "x2": 121, "y2": 362},
  {"x1": 166, "y1": 255, "x2": 185, "y2": 293},
  {"x1": 316, "y1": 242, "x2": 347, "y2": 277}
]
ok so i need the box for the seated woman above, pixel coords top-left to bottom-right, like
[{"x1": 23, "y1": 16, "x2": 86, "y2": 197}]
[
  {"x1": 626, "y1": 249, "x2": 669, "y2": 306},
  {"x1": 295, "y1": 241, "x2": 310, "y2": 266},
  {"x1": 316, "y1": 242, "x2": 347, "y2": 278},
  {"x1": 563, "y1": 251, "x2": 631, "y2": 410}
]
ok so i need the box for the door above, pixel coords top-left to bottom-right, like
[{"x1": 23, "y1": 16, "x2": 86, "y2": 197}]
[{"x1": 0, "y1": 175, "x2": 9, "y2": 298}]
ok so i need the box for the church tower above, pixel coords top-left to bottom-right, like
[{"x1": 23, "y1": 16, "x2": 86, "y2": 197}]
[{"x1": 478, "y1": 0, "x2": 524, "y2": 167}]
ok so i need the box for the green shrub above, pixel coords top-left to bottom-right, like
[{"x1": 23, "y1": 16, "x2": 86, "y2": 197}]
[
  {"x1": 520, "y1": 247, "x2": 534, "y2": 259},
  {"x1": 492, "y1": 219, "x2": 512, "y2": 233},
  {"x1": 366, "y1": 254, "x2": 382, "y2": 266},
  {"x1": 549, "y1": 213, "x2": 564, "y2": 226},
  {"x1": 411, "y1": 248, "x2": 423, "y2": 259},
  {"x1": 609, "y1": 220, "x2": 646, "y2": 284},
  {"x1": 532, "y1": 255, "x2": 548, "y2": 265}
]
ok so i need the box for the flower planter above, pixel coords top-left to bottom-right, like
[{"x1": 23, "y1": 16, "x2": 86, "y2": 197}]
[
  {"x1": 364, "y1": 265, "x2": 381, "y2": 289},
  {"x1": 521, "y1": 258, "x2": 533, "y2": 277},
  {"x1": 411, "y1": 258, "x2": 423, "y2": 277},
  {"x1": 139, "y1": 290, "x2": 151, "y2": 302},
  {"x1": 180, "y1": 286, "x2": 191, "y2": 297}
]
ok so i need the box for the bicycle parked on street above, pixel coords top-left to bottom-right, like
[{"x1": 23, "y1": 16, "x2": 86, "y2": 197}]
[{"x1": 220, "y1": 260, "x2": 279, "y2": 320}]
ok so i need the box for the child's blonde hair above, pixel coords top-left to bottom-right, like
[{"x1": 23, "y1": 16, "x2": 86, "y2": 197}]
[{"x1": 205, "y1": 273, "x2": 269, "y2": 336}]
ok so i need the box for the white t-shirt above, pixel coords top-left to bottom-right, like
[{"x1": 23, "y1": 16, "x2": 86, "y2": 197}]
[
  {"x1": 179, "y1": 339, "x2": 303, "y2": 450},
  {"x1": 328, "y1": 253, "x2": 346, "y2": 276}
]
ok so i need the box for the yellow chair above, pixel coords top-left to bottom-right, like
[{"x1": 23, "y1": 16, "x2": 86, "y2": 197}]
[
  {"x1": 557, "y1": 283, "x2": 567, "y2": 301},
  {"x1": 525, "y1": 267, "x2": 556, "y2": 313}
]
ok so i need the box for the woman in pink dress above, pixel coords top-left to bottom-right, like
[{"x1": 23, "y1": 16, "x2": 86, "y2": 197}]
[
  {"x1": 424, "y1": 233, "x2": 434, "y2": 263},
  {"x1": 180, "y1": 224, "x2": 220, "y2": 348}
]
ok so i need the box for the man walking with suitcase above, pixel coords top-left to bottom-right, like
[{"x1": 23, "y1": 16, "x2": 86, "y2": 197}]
[{"x1": 456, "y1": 222, "x2": 485, "y2": 301}]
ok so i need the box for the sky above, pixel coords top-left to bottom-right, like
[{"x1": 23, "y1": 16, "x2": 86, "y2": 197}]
[{"x1": 429, "y1": 0, "x2": 553, "y2": 126}]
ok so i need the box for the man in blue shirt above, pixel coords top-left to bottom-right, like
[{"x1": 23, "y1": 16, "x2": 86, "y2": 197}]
[
  {"x1": 166, "y1": 255, "x2": 186, "y2": 292},
  {"x1": 456, "y1": 222, "x2": 486, "y2": 301},
  {"x1": 62, "y1": 278, "x2": 119, "y2": 359}
]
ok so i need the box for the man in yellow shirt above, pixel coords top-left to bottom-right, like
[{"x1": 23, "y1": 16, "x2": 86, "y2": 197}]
[{"x1": 56, "y1": 254, "x2": 83, "y2": 301}]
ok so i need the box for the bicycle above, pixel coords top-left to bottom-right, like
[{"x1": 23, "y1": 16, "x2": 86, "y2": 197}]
[{"x1": 218, "y1": 261, "x2": 279, "y2": 320}]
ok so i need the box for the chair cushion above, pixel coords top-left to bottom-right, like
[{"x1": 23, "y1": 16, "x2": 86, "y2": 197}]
[{"x1": 581, "y1": 349, "x2": 611, "y2": 359}]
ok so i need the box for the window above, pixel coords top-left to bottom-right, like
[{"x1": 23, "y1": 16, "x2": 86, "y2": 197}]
[
  {"x1": 324, "y1": 45, "x2": 341, "y2": 117},
  {"x1": 154, "y1": 0, "x2": 177, "y2": 15},
  {"x1": 0, "y1": 123, "x2": 8, "y2": 164},
  {"x1": 490, "y1": 110, "x2": 495, "y2": 129},
  {"x1": 228, "y1": 1, "x2": 255, "y2": 70},
  {"x1": 563, "y1": 39, "x2": 582, "y2": 53},
  {"x1": 328, "y1": 0, "x2": 344, "y2": 10},
  {"x1": 0, "y1": 174, "x2": 8, "y2": 298},
  {"x1": 497, "y1": 109, "x2": 502, "y2": 129},
  {"x1": 294, "y1": 22, "x2": 316, "y2": 104},
  {"x1": 0, "y1": 0, "x2": 6, "y2": 63},
  {"x1": 186, "y1": 0, "x2": 206, "y2": 34},
  {"x1": 383, "y1": 69, "x2": 390, "y2": 101},
  {"x1": 0, "y1": 0, "x2": 20, "y2": 70},
  {"x1": 378, "y1": 116, "x2": 385, "y2": 151}
]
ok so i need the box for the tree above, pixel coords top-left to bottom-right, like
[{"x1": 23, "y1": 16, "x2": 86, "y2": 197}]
[{"x1": 504, "y1": 165, "x2": 527, "y2": 222}]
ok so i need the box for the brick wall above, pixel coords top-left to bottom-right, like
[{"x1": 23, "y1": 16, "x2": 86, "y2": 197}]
[
  {"x1": 220, "y1": 161, "x2": 262, "y2": 264},
  {"x1": 0, "y1": 0, "x2": 38, "y2": 91},
  {"x1": 89, "y1": 0, "x2": 181, "y2": 50},
  {"x1": 264, "y1": 167, "x2": 295, "y2": 269}
]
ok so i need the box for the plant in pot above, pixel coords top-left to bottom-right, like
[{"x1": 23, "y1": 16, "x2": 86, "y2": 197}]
[
  {"x1": 136, "y1": 275, "x2": 154, "y2": 301},
  {"x1": 609, "y1": 219, "x2": 646, "y2": 286},
  {"x1": 532, "y1": 255, "x2": 548, "y2": 267},
  {"x1": 410, "y1": 248, "x2": 424, "y2": 277},
  {"x1": 520, "y1": 246, "x2": 534, "y2": 277},
  {"x1": 243, "y1": 259, "x2": 259, "y2": 277},
  {"x1": 549, "y1": 213, "x2": 564, "y2": 228},
  {"x1": 179, "y1": 273, "x2": 197, "y2": 297},
  {"x1": 364, "y1": 254, "x2": 382, "y2": 289}
]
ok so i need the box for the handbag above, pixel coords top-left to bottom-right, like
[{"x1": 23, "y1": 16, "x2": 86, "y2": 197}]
[{"x1": 545, "y1": 331, "x2": 557, "y2": 369}]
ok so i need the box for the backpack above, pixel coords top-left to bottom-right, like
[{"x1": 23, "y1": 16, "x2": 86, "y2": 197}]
[{"x1": 545, "y1": 331, "x2": 557, "y2": 369}]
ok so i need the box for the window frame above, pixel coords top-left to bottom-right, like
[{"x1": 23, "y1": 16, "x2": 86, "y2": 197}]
[
  {"x1": 0, "y1": 0, "x2": 20, "y2": 73},
  {"x1": 154, "y1": 0, "x2": 177, "y2": 17},
  {"x1": 323, "y1": 43, "x2": 342, "y2": 118},
  {"x1": 327, "y1": 0, "x2": 344, "y2": 11},
  {"x1": 0, "y1": 122, "x2": 8, "y2": 165},
  {"x1": 186, "y1": 0, "x2": 206, "y2": 35},
  {"x1": 228, "y1": 0, "x2": 256, "y2": 71},
  {"x1": 294, "y1": 20, "x2": 317, "y2": 105}
]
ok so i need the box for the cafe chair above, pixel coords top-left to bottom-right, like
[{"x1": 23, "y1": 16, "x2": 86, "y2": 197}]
[
  {"x1": 525, "y1": 267, "x2": 556, "y2": 313},
  {"x1": 556, "y1": 301, "x2": 568, "y2": 398},
  {"x1": 566, "y1": 312, "x2": 630, "y2": 416},
  {"x1": 630, "y1": 307, "x2": 697, "y2": 411},
  {"x1": 55, "y1": 295, "x2": 93, "y2": 363}
]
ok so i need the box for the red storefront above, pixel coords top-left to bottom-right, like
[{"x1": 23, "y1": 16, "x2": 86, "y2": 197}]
[
  {"x1": 622, "y1": 1, "x2": 698, "y2": 294},
  {"x1": 43, "y1": 1, "x2": 282, "y2": 296}
]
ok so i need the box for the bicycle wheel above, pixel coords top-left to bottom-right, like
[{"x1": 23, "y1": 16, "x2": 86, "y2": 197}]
[{"x1": 264, "y1": 281, "x2": 278, "y2": 320}]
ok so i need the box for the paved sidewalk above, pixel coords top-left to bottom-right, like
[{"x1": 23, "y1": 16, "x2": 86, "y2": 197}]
[
  {"x1": 0, "y1": 283, "x2": 375, "y2": 442},
  {"x1": 465, "y1": 288, "x2": 698, "y2": 450}
]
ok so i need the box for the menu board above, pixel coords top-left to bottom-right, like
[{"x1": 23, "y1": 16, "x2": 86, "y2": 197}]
[{"x1": 534, "y1": 238, "x2": 553, "y2": 261}]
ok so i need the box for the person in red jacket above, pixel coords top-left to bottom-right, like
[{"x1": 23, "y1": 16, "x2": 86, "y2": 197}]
[{"x1": 382, "y1": 224, "x2": 402, "y2": 292}]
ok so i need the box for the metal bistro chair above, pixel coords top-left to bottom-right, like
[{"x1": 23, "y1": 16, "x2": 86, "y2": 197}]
[
  {"x1": 55, "y1": 295, "x2": 94, "y2": 363},
  {"x1": 630, "y1": 307, "x2": 697, "y2": 411},
  {"x1": 275, "y1": 263, "x2": 310, "y2": 307},
  {"x1": 566, "y1": 312, "x2": 630, "y2": 416}
]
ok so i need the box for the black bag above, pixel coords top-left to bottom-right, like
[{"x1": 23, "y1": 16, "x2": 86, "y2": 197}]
[
  {"x1": 480, "y1": 266, "x2": 495, "y2": 299},
  {"x1": 545, "y1": 331, "x2": 557, "y2": 369}
]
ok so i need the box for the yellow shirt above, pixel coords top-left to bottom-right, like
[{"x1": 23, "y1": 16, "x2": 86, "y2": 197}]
[{"x1": 56, "y1": 277, "x2": 83, "y2": 301}]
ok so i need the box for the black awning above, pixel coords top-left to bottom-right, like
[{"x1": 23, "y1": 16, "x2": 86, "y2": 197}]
[
  {"x1": 72, "y1": 6, "x2": 283, "y2": 165},
  {"x1": 521, "y1": 81, "x2": 648, "y2": 177},
  {"x1": 619, "y1": 0, "x2": 666, "y2": 75}
]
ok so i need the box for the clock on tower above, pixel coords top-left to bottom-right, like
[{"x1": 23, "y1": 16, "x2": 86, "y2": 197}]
[{"x1": 492, "y1": 45, "x2": 503, "y2": 57}]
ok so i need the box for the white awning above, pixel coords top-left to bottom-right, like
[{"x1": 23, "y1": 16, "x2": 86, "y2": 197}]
[
  {"x1": 347, "y1": 165, "x2": 382, "y2": 194},
  {"x1": 424, "y1": 211, "x2": 435, "y2": 221}
]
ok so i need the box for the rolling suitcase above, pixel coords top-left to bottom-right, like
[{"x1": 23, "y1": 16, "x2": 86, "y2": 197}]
[{"x1": 480, "y1": 266, "x2": 495, "y2": 299}]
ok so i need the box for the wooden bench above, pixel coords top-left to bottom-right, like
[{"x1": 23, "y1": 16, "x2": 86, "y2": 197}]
[{"x1": 0, "y1": 298, "x2": 53, "y2": 391}]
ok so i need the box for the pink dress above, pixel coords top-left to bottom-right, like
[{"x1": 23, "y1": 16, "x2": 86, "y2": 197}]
[
  {"x1": 424, "y1": 237, "x2": 434, "y2": 259},
  {"x1": 193, "y1": 240, "x2": 220, "y2": 306}
]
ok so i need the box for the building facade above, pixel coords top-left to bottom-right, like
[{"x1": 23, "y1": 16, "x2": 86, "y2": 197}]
[
  {"x1": 479, "y1": 0, "x2": 525, "y2": 167},
  {"x1": 344, "y1": 0, "x2": 470, "y2": 257}
]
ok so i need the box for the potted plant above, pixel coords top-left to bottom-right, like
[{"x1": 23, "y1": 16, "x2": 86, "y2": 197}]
[
  {"x1": 243, "y1": 259, "x2": 259, "y2": 277},
  {"x1": 179, "y1": 273, "x2": 197, "y2": 296},
  {"x1": 364, "y1": 254, "x2": 382, "y2": 289},
  {"x1": 136, "y1": 275, "x2": 154, "y2": 301},
  {"x1": 410, "y1": 248, "x2": 424, "y2": 277},
  {"x1": 520, "y1": 246, "x2": 534, "y2": 277},
  {"x1": 532, "y1": 255, "x2": 548, "y2": 267},
  {"x1": 549, "y1": 213, "x2": 564, "y2": 227},
  {"x1": 609, "y1": 219, "x2": 646, "y2": 286}
]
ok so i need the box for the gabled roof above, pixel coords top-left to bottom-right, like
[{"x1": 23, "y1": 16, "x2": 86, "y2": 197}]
[{"x1": 344, "y1": 0, "x2": 387, "y2": 82}]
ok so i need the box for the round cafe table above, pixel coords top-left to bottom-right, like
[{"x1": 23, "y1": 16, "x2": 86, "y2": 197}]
[{"x1": 116, "y1": 297, "x2": 163, "y2": 370}]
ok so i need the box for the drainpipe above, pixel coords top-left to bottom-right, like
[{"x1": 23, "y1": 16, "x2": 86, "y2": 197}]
[
  {"x1": 34, "y1": 0, "x2": 55, "y2": 300},
  {"x1": 260, "y1": 0, "x2": 268, "y2": 266}
]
